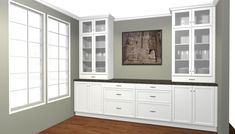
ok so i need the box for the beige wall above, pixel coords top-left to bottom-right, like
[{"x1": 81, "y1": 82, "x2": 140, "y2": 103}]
[
  {"x1": 0, "y1": 0, "x2": 79, "y2": 133},
  {"x1": 113, "y1": 17, "x2": 172, "y2": 80}
]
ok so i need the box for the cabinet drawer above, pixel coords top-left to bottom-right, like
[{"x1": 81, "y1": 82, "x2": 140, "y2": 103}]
[
  {"x1": 137, "y1": 90, "x2": 172, "y2": 104},
  {"x1": 104, "y1": 100, "x2": 135, "y2": 117},
  {"x1": 103, "y1": 83, "x2": 135, "y2": 89},
  {"x1": 104, "y1": 88, "x2": 135, "y2": 101},
  {"x1": 136, "y1": 84, "x2": 171, "y2": 90},
  {"x1": 137, "y1": 103, "x2": 171, "y2": 121}
]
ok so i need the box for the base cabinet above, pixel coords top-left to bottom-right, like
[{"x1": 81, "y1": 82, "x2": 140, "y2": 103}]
[
  {"x1": 74, "y1": 82, "x2": 217, "y2": 132},
  {"x1": 173, "y1": 85, "x2": 217, "y2": 127},
  {"x1": 74, "y1": 82, "x2": 103, "y2": 114}
]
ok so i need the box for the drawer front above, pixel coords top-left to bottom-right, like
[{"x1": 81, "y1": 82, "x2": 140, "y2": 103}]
[
  {"x1": 104, "y1": 100, "x2": 135, "y2": 117},
  {"x1": 137, "y1": 103, "x2": 171, "y2": 121},
  {"x1": 104, "y1": 88, "x2": 135, "y2": 101},
  {"x1": 103, "y1": 83, "x2": 135, "y2": 89},
  {"x1": 136, "y1": 84, "x2": 171, "y2": 90},
  {"x1": 137, "y1": 90, "x2": 171, "y2": 104}
]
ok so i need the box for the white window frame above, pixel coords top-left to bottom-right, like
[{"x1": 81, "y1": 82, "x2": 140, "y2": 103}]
[
  {"x1": 46, "y1": 15, "x2": 71, "y2": 103},
  {"x1": 8, "y1": 1, "x2": 46, "y2": 114}
]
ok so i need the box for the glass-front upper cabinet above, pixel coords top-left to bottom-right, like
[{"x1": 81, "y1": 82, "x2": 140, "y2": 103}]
[
  {"x1": 193, "y1": 27, "x2": 212, "y2": 75},
  {"x1": 174, "y1": 29, "x2": 191, "y2": 75},
  {"x1": 81, "y1": 19, "x2": 107, "y2": 34},
  {"x1": 95, "y1": 35, "x2": 106, "y2": 73},
  {"x1": 173, "y1": 8, "x2": 212, "y2": 28},
  {"x1": 82, "y1": 36, "x2": 92, "y2": 73}
]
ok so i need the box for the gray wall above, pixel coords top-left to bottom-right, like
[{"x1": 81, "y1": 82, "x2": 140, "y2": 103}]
[
  {"x1": 216, "y1": 0, "x2": 230, "y2": 134},
  {"x1": 0, "y1": 0, "x2": 79, "y2": 133},
  {"x1": 113, "y1": 17, "x2": 172, "y2": 80}
]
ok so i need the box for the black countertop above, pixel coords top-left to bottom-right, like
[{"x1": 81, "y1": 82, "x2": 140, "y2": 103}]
[{"x1": 73, "y1": 78, "x2": 218, "y2": 86}]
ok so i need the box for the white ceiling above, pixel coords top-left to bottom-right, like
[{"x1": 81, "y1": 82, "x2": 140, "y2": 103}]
[{"x1": 38, "y1": 0, "x2": 214, "y2": 19}]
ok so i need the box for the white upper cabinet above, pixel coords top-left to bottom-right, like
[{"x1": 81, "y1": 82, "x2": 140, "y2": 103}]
[
  {"x1": 79, "y1": 15, "x2": 114, "y2": 79},
  {"x1": 172, "y1": 6, "x2": 215, "y2": 83}
]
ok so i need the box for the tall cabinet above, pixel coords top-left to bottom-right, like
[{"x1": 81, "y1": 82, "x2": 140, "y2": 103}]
[
  {"x1": 171, "y1": 6, "x2": 215, "y2": 83},
  {"x1": 79, "y1": 15, "x2": 114, "y2": 79}
]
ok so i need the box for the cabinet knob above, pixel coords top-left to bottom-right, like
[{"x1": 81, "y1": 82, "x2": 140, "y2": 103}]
[
  {"x1": 116, "y1": 107, "x2": 122, "y2": 110},
  {"x1": 91, "y1": 76, "x2": 96, "y2": 78},
  {"x1": 116, "y1": 85, "x2": 122, "y2": 87},
  {"x1": 150, "y1": 110, "x2": 156, "y2": 113},
  {"x1": 116, "y1": 93, "x2": 122, "y2": 96},
  {"x1": 150, "y1": 96, "x2": 156, "y2": 98},
  {"x1": 150, "y1": 86, "x2": 156, "y2": 88},
  {"x1": 189, "y1": 78, "x2": 195, "y2": 81}
]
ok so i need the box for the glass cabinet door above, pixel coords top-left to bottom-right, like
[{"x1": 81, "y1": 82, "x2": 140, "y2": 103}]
[
  {"x1": 193, "y1": 8, "x2": 211, "y2": 26},
  {"x1": 193, "y1": 28, "x2": 211, "y2": 75},
  {"x1": 82, "y1": 36, "x2": 92, "y2": 72},
  {"x1": 95, "y1": 20, "x2": 106, "y2": 33},
  {"x1": 82, "y1": 21, "x2": 92, "y2": 34},
  {"x1": 174, "y1": 29, "x2": 191, "y2": 75},
  {"x1": 174, "y1": 10, "x2": 190, "y2": 27},
  {"x1": 95, "y1": 35, "x2": 106, "y2": 73}
]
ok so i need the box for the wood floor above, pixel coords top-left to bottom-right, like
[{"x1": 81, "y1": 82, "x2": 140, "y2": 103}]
[{"x1": 40, "y1": 116, "x2": 217, "y2": 134}]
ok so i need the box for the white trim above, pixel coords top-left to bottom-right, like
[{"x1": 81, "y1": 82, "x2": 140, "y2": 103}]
[
  {"x1": 8, "y1": 1, "x2": 46, "y2": 114},
  {"x1": 170, "y1": 3, "x2": 214, "y2": 12},
  {"x1": 34, "y1": 0, "x2": 80, "y2": 20},
  {"x1": 114, "y1": 14, "x2": 171, "y2": 21},
  {"x1": 46, "y1": 15, "x2": 71, "y2": 103},
  {"x1": 213, "y1": 0, "x2": 220, "y2": 6},
  {"x1": 80, "y1": 15, "x2": 114, "y2": 20}
]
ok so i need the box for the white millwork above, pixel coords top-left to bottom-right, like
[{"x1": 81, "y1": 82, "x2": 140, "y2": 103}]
[
  {"x1": 74, "y1": 81, "x2": 217, "y2": 132},
  {"x1": 79, "y1": 15, "x2": 114, "y2": 79},
  {"x1": 171, "y1": 5, "x2": 216, "y2": 83}
]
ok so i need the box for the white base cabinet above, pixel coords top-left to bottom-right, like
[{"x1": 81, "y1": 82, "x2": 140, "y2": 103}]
[
  {"x1": 74, "y1": 81, "x2": 217, "y2": 132},
  {"x1": 172, "y1": 85, "x2": 217, "y2": 127}
]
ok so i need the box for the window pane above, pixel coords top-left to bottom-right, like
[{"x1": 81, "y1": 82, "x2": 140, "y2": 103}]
[
  {"x1": 59, "y1": 47, "x2": 68, "y2": 59},
  {"x1": 48, "y1": 32, "x2": 58, "y2": 45},
  {"x1": 29, "y1": 73, "x2": 41, "y2": 88},
  {"x1": 29, "y1": 58, "x2": 41, "y2": 73},
  {"x1": 10, "y1": 22, "x2": 27, "y2": 41},
  {"x1": 29, "y1": 88, "x2": 41, "y2": 103},
  {"x1": 9, "y1": 57, "x2": 27, "y2": 73},
  {"x1": 29, "y1": 27, "x2": 41, "y2": 43},
  {"x1": 28, "y1": 11, "x2": 42, "y2": 28},
  {"x1": 9, "y1": 74, "x2": 27, "y2": 91},
  {"x1": 29, "y1": 43, "x2": 41, "y2": 58},
  {"x1": 10, "y1": 90, "x2": 27, "y2": 108},
  {"x1": 48, "y1": 85, "x2": 59, "y2": 99},
  {"x1": 48, "y1": 59, "x2": 58, "y2": 72},
  {"x1": 48, "y1": 18, "x2": 58, "y2": 33},
  {"x1": 9, "y1": 40, "x2": 27, "y2": 57},
  {"x1": 59, "y1": 22, "x2": 68, "y2": 35},
  {"x1": 10, "y1": 4, "x2": 27, "y2": 24},
  {"x1": 59, "y1": 72, "x2": 68, "y2": 83},
  {"x1": 59, "y1": 35, "x2": 68, "y2": 47},
  {"x1": 48, "y1": 72, "x2": 58, "y2": 85},
  {"x1": 59, "y1": 59, "x2": 68, "y2": 71},
  {"x1": 48, "y1": 45, "x2": 58, "y2": 59},
  {"x1": 59, "y1": 83, "x2": 68, "y2": 96}
]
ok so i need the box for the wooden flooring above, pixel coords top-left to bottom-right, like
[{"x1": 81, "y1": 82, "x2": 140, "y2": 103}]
[{"x1": 40, "y1": 116, "x2": 217, "y2": 134}]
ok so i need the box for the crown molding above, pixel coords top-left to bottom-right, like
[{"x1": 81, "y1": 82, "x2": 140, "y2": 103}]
[{"x1": 114, "y1": 13, "x2": 171, "y2": 21}]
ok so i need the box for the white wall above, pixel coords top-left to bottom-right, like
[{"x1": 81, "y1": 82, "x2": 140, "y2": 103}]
[{"x1": 230, "y1": 0, "x2": 235, "y2": 127}]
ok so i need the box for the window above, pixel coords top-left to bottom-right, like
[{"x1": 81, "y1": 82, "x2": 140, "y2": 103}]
[
  {"x1": 47, "y1": 16, "x2": 70, "y2": 102},
  {"x1": 9, "y1": 2, "x2": 45, "y2": 113}
]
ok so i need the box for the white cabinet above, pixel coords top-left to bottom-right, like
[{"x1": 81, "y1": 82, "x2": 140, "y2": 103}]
[
  {"x1": 172, "y1": 85, "x2": 217, "y2": 127},
  {"x1": 171, "y1": 6, "x2": 215, "y2": 83},
  {"x1": 74, "y1": 82, "x2": 103, "y2": 114},
  {"x1": 79, "y1": 15, "x2": 114, "y2": 79}
]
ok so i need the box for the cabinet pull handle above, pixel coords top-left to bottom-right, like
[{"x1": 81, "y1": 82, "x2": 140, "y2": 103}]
[
  {"x1": 116, "y1": 107, "x2": 122, "y2": 110},
  {"x1": 116, "y1": 85, "x2": 122, "y2": 87},
  {"x1": 150, "y1": 96, "x2": 156, "y2": 98},
  {"x1": 91, "y1": 76, "x2": 96, "y2": 78},
  {"x1": 150, "y1": 110, "x2": 156, "y2": 113},
  {"x1": 150, "y1": 86, "x2": 156, "y2": 88},
  {"x1": 116, "y1": 93, "x2": 122, "y2": 96},
  {"x1": 189, "y1": 78, "x2": 195, "y2": 80}
]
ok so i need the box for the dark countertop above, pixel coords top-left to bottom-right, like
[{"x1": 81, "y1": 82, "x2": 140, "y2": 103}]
[{"x1": 73, "y1": 78, "x2": 218, "y2": 86}]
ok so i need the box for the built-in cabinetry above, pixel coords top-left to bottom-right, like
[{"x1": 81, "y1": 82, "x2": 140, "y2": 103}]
[
  {"x1": 173, "y1": 85, "x2": 217, "y2": 126},
  {"x1": 171, "y1": 6, "x2": 215, "y2": 83},
  {"x1": 74, "y1": 81, "x2": 217, "y2": 132},
  {"x1": 79, "y1": 15, "x2": 114, "y2": 79}
]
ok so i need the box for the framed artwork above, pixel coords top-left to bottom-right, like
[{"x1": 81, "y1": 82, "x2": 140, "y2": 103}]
[{"x1": 122, "y1": 30, "x2": 162, "y2": 65}]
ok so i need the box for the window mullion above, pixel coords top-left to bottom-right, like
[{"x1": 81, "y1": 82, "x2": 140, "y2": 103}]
[{"x1": 26, "y1": 10, "x2": 30, "y2": 105}]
